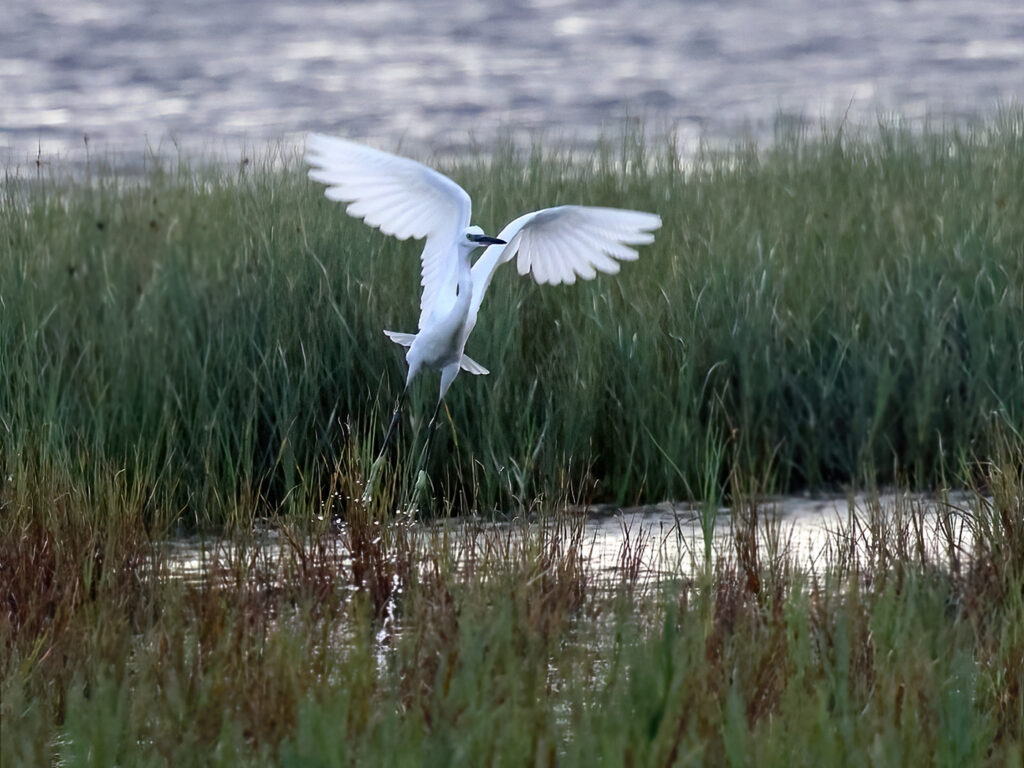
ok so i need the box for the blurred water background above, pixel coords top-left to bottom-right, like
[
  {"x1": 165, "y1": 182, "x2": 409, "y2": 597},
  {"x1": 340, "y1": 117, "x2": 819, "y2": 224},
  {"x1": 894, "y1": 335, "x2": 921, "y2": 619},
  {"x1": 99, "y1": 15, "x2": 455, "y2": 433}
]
[{"x1": 2, "y1": 0, "x2": 1023, "y2": 166}]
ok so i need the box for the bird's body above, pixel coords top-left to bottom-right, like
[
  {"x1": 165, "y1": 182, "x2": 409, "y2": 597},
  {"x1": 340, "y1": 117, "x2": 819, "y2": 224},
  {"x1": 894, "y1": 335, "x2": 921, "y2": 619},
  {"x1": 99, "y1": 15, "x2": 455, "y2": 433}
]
[
  {"x1": 305, "y1": 133, "x2": 662, "y2": 492},
  {"x1": 389, "y1": 230, "x2": 481, "y2": 401},
  {"x1": 306, "y1": 133, "x2": 661, "y2": 402}
]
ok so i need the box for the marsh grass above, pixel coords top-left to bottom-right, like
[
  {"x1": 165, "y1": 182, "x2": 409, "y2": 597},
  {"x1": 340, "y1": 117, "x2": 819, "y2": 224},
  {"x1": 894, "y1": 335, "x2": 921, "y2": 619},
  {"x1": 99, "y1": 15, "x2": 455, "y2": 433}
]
[
  {"x1": 2, "y1": 435, "x2": 1022, "y2": 765},
  {"x1": 2, "y1": 115, "x2": 1023, "y2": 763},
  {"x1": 3, "y1": 115, "x2": 1023, "y2": 527}
]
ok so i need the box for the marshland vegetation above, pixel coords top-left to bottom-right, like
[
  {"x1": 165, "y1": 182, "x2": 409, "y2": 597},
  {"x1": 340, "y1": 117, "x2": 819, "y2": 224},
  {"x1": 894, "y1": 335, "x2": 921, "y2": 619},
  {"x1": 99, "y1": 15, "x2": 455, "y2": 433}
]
[{"x1": 2, "y1": 114, "x2": 1022, "y2": 764}]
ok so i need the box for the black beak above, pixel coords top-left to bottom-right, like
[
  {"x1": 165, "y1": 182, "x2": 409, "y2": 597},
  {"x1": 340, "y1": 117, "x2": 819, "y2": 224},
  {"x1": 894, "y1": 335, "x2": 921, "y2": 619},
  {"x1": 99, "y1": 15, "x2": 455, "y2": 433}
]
[{"x1": 470, "y1": 234, "x2": 506, "y2": 245}]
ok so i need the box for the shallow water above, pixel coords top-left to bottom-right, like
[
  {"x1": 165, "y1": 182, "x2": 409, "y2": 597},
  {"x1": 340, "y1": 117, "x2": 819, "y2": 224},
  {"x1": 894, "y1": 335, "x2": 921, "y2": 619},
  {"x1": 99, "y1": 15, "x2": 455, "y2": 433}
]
[
  {"x1": 3, "y1": 1, "x2": 1023, "y2": 167},
  {"x1": 158, "y1": 491, "x2": 978, "y2": 588}
]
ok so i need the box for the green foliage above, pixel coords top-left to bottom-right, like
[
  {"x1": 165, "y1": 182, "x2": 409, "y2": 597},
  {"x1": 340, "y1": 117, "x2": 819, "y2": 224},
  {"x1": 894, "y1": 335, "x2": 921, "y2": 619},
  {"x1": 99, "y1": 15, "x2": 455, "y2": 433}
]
[
  {"x1": 2, "y1": 446, "x2": 1022, "y2": 765},
  {"x1": 3, "y1": 116, "x2": 1023, "y2": 526}
]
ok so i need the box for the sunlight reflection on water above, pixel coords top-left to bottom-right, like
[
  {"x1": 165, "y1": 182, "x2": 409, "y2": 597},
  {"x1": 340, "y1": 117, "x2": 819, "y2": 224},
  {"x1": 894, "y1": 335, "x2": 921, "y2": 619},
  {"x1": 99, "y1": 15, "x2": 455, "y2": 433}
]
[
  {"x1": 157, "y1": 491, "x2": 979, "y2": 589},
  {"x1": 3, "y1": 1, "x2": 1023, "y2": 166}
]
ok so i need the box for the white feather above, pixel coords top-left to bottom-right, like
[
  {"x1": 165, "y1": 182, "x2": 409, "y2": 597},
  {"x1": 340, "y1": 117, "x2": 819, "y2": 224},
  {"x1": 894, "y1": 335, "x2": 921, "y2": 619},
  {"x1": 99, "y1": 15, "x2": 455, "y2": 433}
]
[
  {"x1": 307, "y1": 135, "x2": 661, "y2": 410},
  {"x1": 305, "y1": 133, "x2": 471, "y2": 329},
  {"x1": 467, "y1": 205, "x2": 661, "y2": 331}
]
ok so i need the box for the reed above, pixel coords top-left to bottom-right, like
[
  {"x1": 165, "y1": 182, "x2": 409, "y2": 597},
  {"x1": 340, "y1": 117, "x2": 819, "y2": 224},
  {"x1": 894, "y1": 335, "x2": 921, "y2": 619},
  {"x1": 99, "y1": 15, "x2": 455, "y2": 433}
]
[
  {"x1": 3, "y1": 115, "x2": 1022, "y2": 527},
  {"x1": 2, "y1": 435, "x2": 1021, "y2": 765},
  {"x1": 2, "y1": 113, "x2": 1023, "y2": 761}
]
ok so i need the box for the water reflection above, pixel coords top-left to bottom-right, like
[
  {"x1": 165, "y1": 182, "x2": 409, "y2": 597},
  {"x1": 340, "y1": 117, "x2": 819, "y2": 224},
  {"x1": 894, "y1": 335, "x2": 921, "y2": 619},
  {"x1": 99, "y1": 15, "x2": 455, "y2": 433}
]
[
  {"x1": 157, "y1": 491, "x2": 978, "y2": 588},
  {"x1": 3, "y1": 1, "x2": 1023, "y2": 165}
]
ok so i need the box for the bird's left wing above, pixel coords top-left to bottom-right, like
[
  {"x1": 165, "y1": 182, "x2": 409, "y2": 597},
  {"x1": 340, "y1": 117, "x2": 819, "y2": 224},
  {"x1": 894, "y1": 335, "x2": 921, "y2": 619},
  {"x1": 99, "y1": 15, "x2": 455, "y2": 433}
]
[
  {"x1": 305, "y1": 134, "x2": 472, "y2": 328},
  {"x1": 467, "y1": 205, "x2": 662, "y2": 332}
]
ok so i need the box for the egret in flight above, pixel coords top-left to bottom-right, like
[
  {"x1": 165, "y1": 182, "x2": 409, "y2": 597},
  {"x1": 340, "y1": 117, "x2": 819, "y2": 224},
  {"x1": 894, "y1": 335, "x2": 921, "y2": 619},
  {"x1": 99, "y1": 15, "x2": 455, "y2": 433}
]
[{"x1": 305, "y1": 134, "x2": 662, "y2": 496}]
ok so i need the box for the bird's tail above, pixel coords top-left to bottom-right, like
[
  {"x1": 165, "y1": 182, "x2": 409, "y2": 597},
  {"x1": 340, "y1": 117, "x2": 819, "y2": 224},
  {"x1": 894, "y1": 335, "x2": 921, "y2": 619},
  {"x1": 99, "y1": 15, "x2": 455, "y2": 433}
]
[
  {"x1": 458, "y1": 355, "x2": 489, "y2": 375},
  {"x1": 383, "y1": 329, "x2": 489, "y2": 375},
  {"x1": 383, "y1": 330, "x2": 416, "y2": 348}
]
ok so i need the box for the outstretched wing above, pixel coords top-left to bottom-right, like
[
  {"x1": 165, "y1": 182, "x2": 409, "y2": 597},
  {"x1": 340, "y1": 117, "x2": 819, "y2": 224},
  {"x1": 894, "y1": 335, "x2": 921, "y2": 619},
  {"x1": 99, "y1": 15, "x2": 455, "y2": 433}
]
[
  {"x1": 305, "y1": 134, "x2": 472, "y2": 328},
  {"x1": 467, "y1": 205, "x2": 662, "y2": 333}
]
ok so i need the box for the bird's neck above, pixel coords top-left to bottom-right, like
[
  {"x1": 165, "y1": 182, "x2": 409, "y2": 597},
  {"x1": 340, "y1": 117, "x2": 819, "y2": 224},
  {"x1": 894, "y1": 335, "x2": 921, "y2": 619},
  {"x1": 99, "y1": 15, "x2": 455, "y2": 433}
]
[{"x1": 454, "y1": 246, "x2": 474, "y2": 311}]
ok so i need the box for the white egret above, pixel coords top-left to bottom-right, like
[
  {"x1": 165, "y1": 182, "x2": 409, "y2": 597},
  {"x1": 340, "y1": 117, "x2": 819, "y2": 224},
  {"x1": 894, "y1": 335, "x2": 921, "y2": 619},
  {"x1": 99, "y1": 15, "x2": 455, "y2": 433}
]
[{"x1": 304, "y1": 134, "x2": 662, "y2": 496}]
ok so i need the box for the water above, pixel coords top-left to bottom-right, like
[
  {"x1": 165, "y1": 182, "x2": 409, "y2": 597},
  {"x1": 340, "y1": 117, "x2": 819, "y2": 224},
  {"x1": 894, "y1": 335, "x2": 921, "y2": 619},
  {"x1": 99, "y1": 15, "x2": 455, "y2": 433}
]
[
  {"x1": 158, "y1": 492, "x2": 978, "y2": 589},
  {"x1": 3, "y1": 0, "x2": 1023, "y2": 167}
]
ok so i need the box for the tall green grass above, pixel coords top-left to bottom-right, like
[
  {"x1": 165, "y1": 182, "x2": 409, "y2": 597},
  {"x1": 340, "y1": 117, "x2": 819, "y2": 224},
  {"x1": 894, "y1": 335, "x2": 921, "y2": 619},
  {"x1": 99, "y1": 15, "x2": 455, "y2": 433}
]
[
  {"x1": 2, "y1": 436, "x2": 1022, "y2": 765},
  {"x1": 2, "y1": 114, "x2": 1023, "y2": 526}
]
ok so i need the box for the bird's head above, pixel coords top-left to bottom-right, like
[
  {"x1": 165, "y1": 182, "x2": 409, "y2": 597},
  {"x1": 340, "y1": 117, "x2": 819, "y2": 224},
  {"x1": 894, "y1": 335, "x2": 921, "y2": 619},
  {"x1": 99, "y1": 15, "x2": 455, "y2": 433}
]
[{"x1": 462, "y1": 226, "x2": 506, "y2": 250}]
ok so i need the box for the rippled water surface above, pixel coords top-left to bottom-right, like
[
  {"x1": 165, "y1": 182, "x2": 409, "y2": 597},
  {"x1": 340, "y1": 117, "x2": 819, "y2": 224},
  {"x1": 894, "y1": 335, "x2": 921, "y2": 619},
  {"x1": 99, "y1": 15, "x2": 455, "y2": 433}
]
[
  {"x1": 159, "y1": 492, "x2": 978, "y2": 588},
  {"x1": 3, "y1": 0, "x2": 1023, "y2": 165}
]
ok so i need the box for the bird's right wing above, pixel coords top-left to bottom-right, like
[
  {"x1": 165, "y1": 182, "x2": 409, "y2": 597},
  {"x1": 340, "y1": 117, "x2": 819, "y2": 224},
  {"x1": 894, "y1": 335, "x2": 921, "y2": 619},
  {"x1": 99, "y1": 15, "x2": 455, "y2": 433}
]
[
  {"x1": 305, "y1": 134, "x2": 472, "y2": 328},
  {"x1": 467, "y1": 205, "x2": 662, "y2": 331}
]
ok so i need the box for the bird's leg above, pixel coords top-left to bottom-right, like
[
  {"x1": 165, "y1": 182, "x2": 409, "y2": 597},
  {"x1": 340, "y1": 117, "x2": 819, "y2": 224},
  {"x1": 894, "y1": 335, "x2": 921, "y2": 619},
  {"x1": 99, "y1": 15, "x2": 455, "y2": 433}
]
[
  {"x1": 378, "y1": 386, "x2": 409, "y2": 458},
  {"x1": 415, "y1": 364, "x2": 460, "y2": 479},
  {"x1": 416, "y1": 398, "x2": 443, "y2": 470},
  {"x1": 411, "y1": 362, "x2": 460, "y2": 508},
  {"x1": 362, "y1": 385, "x2": 408, "y2": 504},
  {"x1": 412, "y1": 398, "x2": 445, "y2": 509}
]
